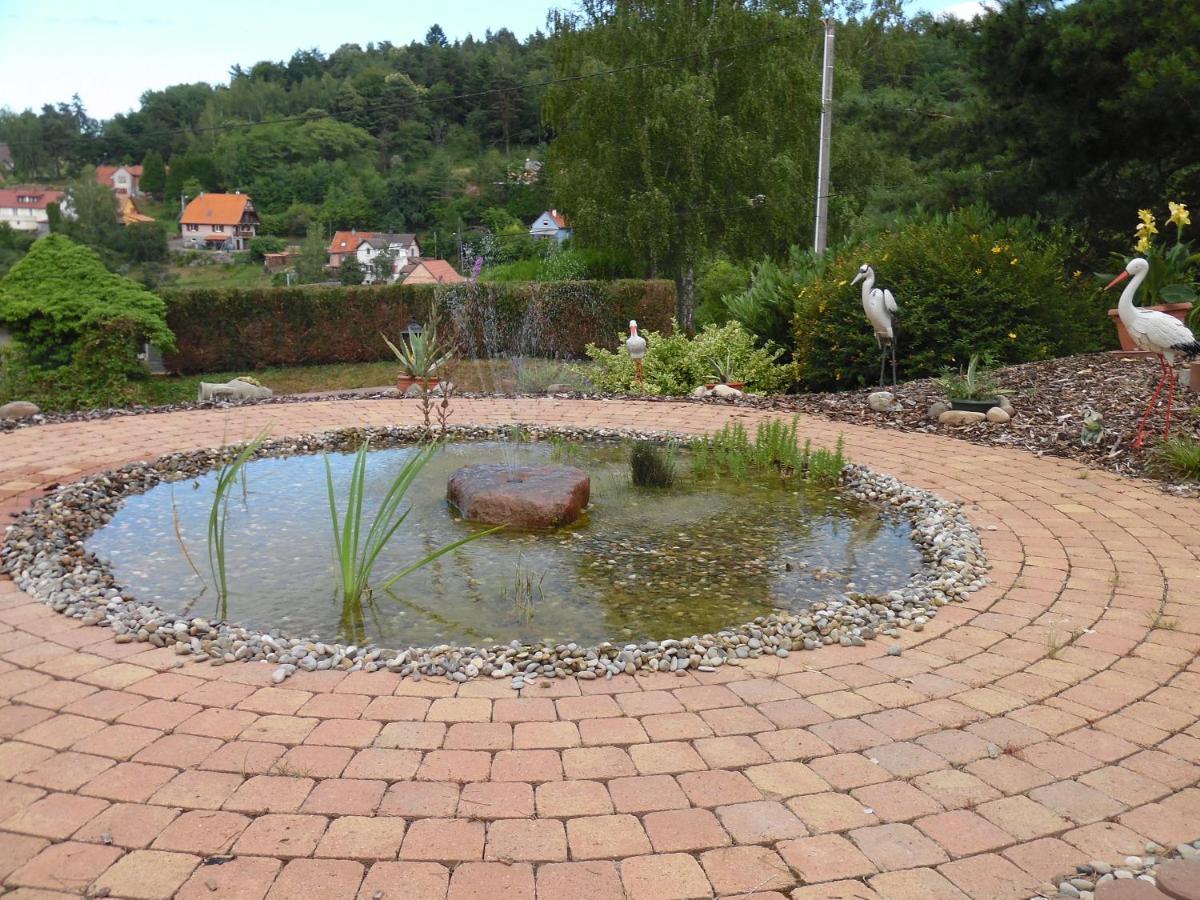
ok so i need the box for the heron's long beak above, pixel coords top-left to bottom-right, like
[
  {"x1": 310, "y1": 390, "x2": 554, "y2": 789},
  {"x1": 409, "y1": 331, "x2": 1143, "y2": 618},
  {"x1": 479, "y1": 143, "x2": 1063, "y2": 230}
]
[
  {"x1": 850, "y1": 273, "x2": 864, "y2": 286},
  {"x1": 1105, "y1": 271, "x2": 1130, "y2": 290}
]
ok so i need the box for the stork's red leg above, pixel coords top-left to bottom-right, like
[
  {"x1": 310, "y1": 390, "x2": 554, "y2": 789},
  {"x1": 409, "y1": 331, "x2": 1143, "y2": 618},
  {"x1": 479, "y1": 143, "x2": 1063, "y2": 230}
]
[
  {"x1": 1133, "y1": 355, "x2": 1168, "y2": 450},
  {"x1": 1164, "y1": 363, "x2": 1176, "y2": 440}
]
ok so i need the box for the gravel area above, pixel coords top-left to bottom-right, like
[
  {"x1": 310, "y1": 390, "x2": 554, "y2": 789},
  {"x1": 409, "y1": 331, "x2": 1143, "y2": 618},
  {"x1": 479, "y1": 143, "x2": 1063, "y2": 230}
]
[
  {"x1": 1, "y1": 425, "x2": 987, "y2": 686},
  {"x1": 1033, "y1": 837, "x2": 1200, "y2": 899}
]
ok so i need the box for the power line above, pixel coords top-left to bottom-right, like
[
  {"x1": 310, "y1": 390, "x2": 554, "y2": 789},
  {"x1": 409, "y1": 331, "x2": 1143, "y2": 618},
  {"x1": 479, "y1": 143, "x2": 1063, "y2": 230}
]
[{"x1": 2, "y1": 27, "x2": 826, "y2": 151}]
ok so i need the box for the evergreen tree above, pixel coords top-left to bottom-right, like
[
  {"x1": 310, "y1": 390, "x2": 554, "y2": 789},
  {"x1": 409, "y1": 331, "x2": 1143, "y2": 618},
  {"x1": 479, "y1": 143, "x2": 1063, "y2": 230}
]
[
  {"x1": 295, "y1": 222, "x2": 329, "y2": 282},
  {"x1": 140, "y1": 150, "x2": 166, "y2": 195}
]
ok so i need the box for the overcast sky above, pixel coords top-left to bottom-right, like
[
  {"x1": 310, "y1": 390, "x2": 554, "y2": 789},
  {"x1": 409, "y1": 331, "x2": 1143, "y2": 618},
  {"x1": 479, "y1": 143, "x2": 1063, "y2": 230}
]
[{"x1": 0, "y1": 0, "x2": 990, "y2": 120}]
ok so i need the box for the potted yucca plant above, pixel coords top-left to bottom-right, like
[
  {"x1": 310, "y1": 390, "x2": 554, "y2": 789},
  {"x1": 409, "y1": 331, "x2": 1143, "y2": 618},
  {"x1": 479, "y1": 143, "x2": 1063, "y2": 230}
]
[
  {"x1": 383, "y1": 322, "x2": 454, "y2": 394},
  {"x1": 937, "y1": 353, "x2": 1004, "y2": 413}
]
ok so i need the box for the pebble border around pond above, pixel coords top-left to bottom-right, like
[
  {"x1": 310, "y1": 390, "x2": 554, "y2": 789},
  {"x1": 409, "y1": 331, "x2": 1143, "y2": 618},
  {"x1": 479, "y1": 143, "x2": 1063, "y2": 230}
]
[{"x1": 1, "y1": 424, "x2": 989, "y2": 688}]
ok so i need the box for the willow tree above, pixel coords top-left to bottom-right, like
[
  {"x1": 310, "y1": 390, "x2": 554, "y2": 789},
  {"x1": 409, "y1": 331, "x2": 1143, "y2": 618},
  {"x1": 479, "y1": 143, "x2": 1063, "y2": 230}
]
[{"x1": 544, "y1": 0, "x2": 824, "y2": 331}]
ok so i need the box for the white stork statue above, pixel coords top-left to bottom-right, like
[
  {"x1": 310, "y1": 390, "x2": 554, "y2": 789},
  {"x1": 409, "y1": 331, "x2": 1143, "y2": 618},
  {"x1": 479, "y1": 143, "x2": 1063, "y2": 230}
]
[
  {"x1": 626, "y1": 320, "x2": 648, "y2": 387},
  {"x1": 1107, "y1": 257, "x2": 1200, "y2": 448},
  {"x1": 851, "y1": 264, "x2": 899, "y2": 387}
]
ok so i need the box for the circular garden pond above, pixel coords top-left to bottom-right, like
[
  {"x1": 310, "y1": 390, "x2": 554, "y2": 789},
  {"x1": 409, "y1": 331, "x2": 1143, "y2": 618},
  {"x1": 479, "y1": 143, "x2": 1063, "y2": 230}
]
[{"x1": 85, "y1": 438, "x2": 922, "y2": 648}]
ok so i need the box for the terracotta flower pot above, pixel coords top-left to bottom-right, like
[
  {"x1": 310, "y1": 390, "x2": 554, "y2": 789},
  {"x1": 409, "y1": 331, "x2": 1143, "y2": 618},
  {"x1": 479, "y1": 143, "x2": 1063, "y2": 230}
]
[
  {"x1": 1108, "y1": 302, "x2": 1193, "y2": 353},
  {"x1": 725, "y1": 381, "x2": 745, "y2": 391},
  {"x1": 396, "y1": 375, "x2": 440, "y2": 394}
]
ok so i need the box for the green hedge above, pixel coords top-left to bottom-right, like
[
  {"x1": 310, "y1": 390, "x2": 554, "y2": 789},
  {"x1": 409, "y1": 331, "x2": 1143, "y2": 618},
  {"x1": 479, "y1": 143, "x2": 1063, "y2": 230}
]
[{"x1": 161, "y1": 280, "x2": 675, "y2": 373}]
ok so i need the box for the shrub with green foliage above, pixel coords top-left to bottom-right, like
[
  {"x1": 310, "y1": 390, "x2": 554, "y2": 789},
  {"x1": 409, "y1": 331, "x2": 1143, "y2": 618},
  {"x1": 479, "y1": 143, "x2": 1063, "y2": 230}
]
[
  {"x1": 787, "y1": 208, "x2": 1108, "y2": 390},
  {"x1": 248, "y1": 236, "x2": 288, "y2": 260},
  {"x1": 581, "y1": 320, "x2": 793, "y2": 395},
  {"x1": 162, "y1": 280, "x2": 674, "y2": 372},
  {"x1": 0, "y1": 234, "x2": 175, "y2": 370}
]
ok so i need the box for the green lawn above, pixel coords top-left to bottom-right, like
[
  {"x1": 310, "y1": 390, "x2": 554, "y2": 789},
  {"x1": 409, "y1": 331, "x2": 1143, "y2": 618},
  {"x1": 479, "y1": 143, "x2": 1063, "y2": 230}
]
[
  {"x1": 168, "y1": 260, "x2": 276, "y2": 290},
  {"x1": 128, "y1": 358, "x2": 592, "y2": 407}
]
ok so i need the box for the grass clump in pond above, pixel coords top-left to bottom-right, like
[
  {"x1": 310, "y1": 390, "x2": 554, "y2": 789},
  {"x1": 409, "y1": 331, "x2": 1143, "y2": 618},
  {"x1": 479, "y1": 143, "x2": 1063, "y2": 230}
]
[
  {"x1": 630, "y1": 440, "x2": 677, "y2": 487},
  {"x1": 692, "y1": 416, "x2": 845, "y2": 484},
  {"x1": 504, "y1": 553, "x2": 546, "y2": 622},
  {"x1": 207, "y1": 428, "x2": 270, "y2": 616},
  {"x1": 325, "y1": 440, "x2": 496, "y2": 608}
]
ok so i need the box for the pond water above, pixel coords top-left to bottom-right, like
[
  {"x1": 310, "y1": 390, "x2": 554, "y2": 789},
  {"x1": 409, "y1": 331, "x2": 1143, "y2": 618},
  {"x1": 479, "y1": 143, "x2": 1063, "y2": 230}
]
[{"x1": 86, "y1": 440, "x2": 922, "y2": 647}]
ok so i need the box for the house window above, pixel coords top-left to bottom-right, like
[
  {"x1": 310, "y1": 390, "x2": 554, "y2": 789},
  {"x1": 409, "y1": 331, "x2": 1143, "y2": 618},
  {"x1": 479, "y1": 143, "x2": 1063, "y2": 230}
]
[
  {"x1": 185, "y1": 224, "x2": 198, "y2": 232},
  {"x1": 213, "y1": 225, "x2": 224, "y2": 232}
]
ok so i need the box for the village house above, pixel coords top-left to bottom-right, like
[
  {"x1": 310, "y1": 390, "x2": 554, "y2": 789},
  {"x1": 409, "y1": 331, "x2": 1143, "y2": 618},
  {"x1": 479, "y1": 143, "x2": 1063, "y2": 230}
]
[
  {"x1": 95, "y1": 165, "x2": 143, "y2": 197},
  {"x1": 402, "y1": 259, "x2": 465, "y2": 285},
  {"x1": 529, "y1": 209, "x2": 572, "y2": 243},
  {"x1": 0, "y1": 186, "x2": 64, "y2": 235},
  {"x1": 180, "y1": 192, "x2": 260, "y2": 250},
  {"x1": 328, "y1": 230, "x2": 420, "y2": 274}
]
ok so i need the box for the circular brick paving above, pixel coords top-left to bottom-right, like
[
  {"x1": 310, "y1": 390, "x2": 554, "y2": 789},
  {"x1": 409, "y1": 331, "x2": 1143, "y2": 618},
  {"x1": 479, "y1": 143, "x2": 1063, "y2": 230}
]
[{"x1": 1, "y1": 398, "x2": 1198, "y2": 900}]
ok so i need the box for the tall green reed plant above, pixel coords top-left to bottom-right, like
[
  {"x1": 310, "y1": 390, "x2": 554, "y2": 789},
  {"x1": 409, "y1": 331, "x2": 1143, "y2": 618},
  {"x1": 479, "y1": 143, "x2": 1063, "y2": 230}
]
[
  {"x1": 325, "y1": 440, "x2": 498, "y2": 607},
  {"x1": 207, "y1": 428, "x2": 270, "y2": 617}
]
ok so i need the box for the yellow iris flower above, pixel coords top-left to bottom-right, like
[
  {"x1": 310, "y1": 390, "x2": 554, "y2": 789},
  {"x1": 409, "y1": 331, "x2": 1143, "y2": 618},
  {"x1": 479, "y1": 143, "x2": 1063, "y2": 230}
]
[
  {"x1": 1168, "y1": 201, "x2": 1191, "y2": 228},
  {"x1": 1010, "y1": 258, "x2": 1019, "y2": 266},
  {"x1": 1008, "y1": 332, "x2": 1017, "y2": 340},
  {"x1": 991, "y1": 245, "x2": 1003, "y2": 254},
  {"x1": 1135, "y1": 234, "x2": 1152, "y2": 254},
  {"x1": 1138, "y1": 208, "x2": 1156, "y2": 227}
]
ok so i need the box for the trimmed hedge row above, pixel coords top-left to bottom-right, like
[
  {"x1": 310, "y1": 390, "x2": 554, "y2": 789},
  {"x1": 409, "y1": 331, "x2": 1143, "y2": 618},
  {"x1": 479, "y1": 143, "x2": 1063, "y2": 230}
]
[{"x1": 161, "y1": 280, "x2": 675, "y2": 373}]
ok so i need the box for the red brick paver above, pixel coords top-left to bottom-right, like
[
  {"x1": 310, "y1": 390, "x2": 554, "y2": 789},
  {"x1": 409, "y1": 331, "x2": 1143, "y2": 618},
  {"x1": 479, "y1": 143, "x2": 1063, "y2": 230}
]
[{"x1": 0, "y1": 397, "x2": 1198, "y2": 899}]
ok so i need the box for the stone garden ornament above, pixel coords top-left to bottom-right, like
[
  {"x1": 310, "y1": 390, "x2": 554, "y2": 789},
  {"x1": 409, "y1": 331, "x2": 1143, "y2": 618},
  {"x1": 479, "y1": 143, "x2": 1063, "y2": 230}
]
[
  {"x1": 197, "y1": 377, "x2": 274, "y2": 403},
  {"x1": 851, "y1": 264, "x2": 899, "y2": 387}
]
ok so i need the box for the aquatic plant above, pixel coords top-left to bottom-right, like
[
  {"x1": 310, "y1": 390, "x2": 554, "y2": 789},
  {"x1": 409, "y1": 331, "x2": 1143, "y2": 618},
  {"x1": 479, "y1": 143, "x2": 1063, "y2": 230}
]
[
  {"x1": 325, "y1": 441, "x2": 495, "y2": 607},
  {"x1": 208, "y1": 429, "x2": 270, "y2": 616},
  {"x1": 630, "y1": 440, "x2": 677, "y2": 487},
  {"x1": 691, "y1": 417, "x2": 845, "y2": 484},
  {"x1": 505, "y1": 553, "x2": 545, "y2": 622},
  {"x1": 804, "y1": 435, "x2": 846, "y2": 485},
  {"x1": 548, "y1": 434, "x2": 584, "y2": 462}
]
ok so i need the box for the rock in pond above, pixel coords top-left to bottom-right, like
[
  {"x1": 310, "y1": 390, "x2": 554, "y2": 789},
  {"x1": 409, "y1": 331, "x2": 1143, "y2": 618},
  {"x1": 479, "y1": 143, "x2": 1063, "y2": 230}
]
[
  {"x1": 0, "y1": 400, "x2": 40, "y2": 419},
  {"x1": 447, "y1": 464, "x2": 590, "y2": 529}
]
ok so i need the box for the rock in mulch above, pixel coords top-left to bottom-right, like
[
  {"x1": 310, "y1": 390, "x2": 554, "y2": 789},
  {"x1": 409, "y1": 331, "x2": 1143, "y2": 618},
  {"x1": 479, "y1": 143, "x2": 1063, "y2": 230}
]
[{"x1": 0, "y1": 400, "x2": 40, "y2": 419}]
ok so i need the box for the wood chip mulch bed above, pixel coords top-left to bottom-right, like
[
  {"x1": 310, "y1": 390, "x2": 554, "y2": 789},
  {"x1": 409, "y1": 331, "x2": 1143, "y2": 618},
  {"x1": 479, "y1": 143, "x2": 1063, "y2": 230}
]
[{"x1": 764, "y1": 352, "x2": 1200, "y2": 495}]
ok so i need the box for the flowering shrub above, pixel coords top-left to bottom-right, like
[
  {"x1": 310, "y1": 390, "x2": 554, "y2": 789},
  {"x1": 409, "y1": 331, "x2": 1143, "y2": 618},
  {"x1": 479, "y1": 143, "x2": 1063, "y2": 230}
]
[
  {"x1": 1106, "y1": 201, "x2": 1197, "y2": 308},
  {"x1": 789, "y1": 208, "x2": 1106, "y2": 390},
  {"x1": 581, "y1": 320, "x2": 794, "y2": 395}
]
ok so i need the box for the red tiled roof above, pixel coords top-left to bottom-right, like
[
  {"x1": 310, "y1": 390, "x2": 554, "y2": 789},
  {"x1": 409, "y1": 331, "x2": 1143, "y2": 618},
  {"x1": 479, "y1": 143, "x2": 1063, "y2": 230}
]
[
  {"x1": 181, "y1": 193, "x2": 253, "y2": 226},
  {"x1": 95, "y1": 165, "x2": 144, "y2": 186},
  {"x1": 404, "y1": 259, "x2": 465, "y2": 284},
  {"x1": 0, "y1": 186, "x2": 64, "y2": 210},
  {"x1": 329, "y1": 230, "x2": 378, "y2": 254}
]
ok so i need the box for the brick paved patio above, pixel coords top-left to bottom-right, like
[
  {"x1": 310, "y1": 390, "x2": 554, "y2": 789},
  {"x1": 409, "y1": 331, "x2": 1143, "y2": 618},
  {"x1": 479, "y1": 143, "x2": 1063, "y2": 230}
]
[{"x1": 1, "y1": 398, "x2": 1198, "y2": 899}]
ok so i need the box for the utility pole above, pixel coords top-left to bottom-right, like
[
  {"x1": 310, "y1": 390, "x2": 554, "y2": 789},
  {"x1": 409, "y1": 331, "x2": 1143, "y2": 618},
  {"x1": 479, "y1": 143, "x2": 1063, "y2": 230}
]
[{"x1": 813, "y1": 18, "x2": 836, "y2": 255}]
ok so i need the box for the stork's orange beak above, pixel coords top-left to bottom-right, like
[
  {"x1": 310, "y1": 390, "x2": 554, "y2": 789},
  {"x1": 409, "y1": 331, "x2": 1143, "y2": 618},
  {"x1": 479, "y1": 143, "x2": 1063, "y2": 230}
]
[{"x1": 1106, "y1": 271, "x2": 1130, "y2": 290}]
